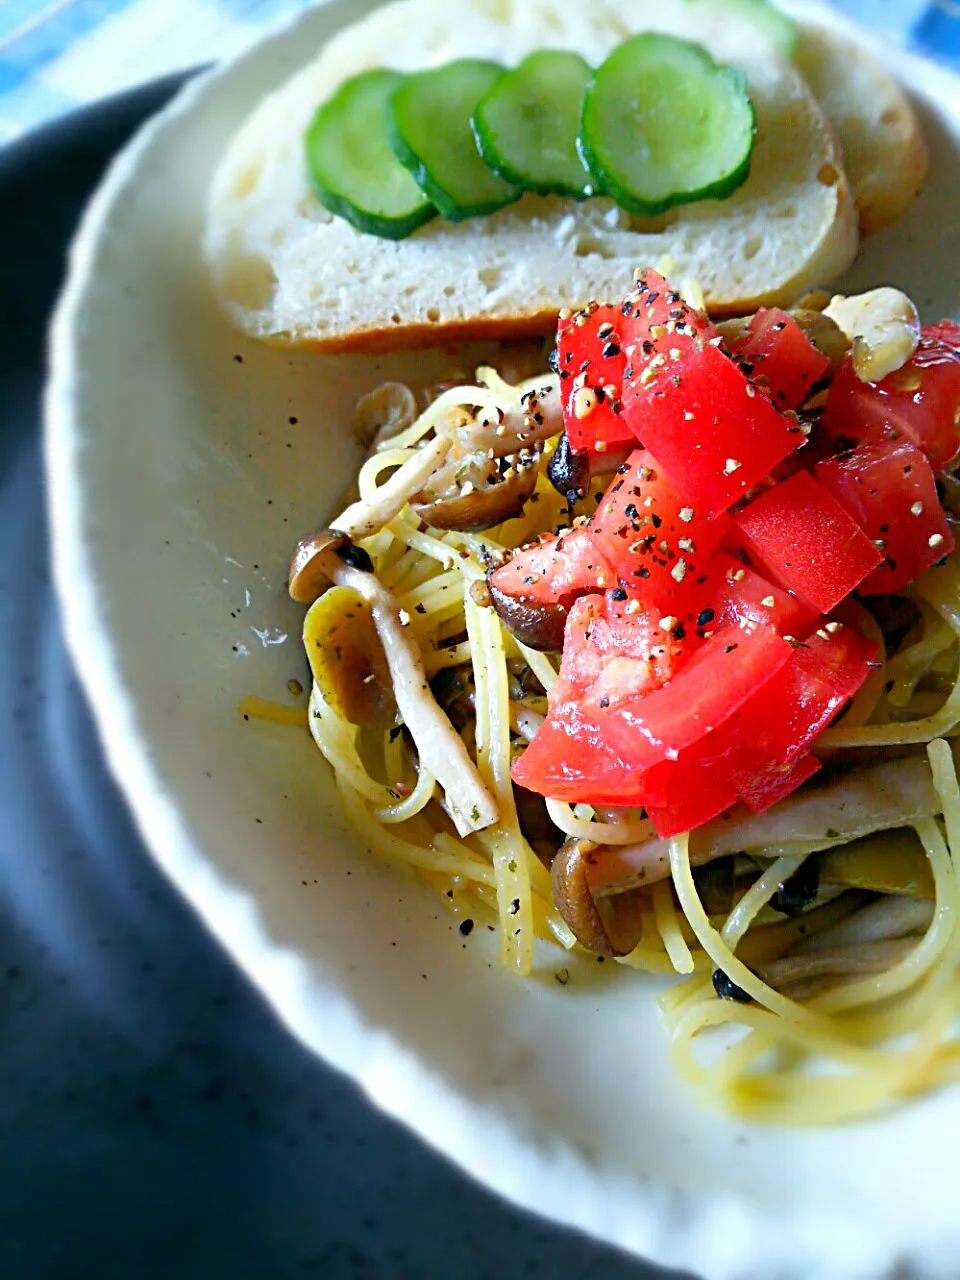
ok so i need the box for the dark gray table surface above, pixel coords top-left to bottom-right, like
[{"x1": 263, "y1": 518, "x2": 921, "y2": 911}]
[{"x1": 0, "y1": 76, "x2": 681, "y2": 1280}]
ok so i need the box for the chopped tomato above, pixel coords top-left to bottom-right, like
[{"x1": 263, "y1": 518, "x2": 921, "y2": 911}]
[
  {"x1": 508, "y1": 272, "x2": 951, "y2": 835},
  {"x1": 512, "y1": 593, "x2": 872, "y2": 827},
  {"x1": 641, "y1": 764, "x2": 740, "y2": 838},
  {"x1": 599, "y1": 623, "x2": 793, "y2": 769},
  {"x1": 510, "y1": 703, "x2": 650, "y2": 808},
  {"x1": 815, "y1": 440, "x2": 955, "y2": 594},
  {"x1": 620, "y1": 270, "x2": 803, "y2": 518},
  {"x1": 822, "y1": 332, "x2": 960, "y2": 471},
  {"x1": 585, "y1": 448, "x2": 729, "y2": 611},
  {"x1": 733, "y1": 308, "x2": 830, "y2": 411},
  {"x1": 514, "y1": 621, "x2": 792, "y2": 810},
  {"x1": 924, "y1": 320, "x2": 960, "y2": 350},
  {"x1": 620, "y1": 268, "x2": 717, "y2": 352},
  {"x1": 731, "y1": 470, "x2": 883, "y2": 613},
  {"x1": 737, "y1": 755, "x2": 821, "y2": 815},
  {"x1": 489, "y1": 528, "x2": 615, "y2": 609},
  {"x1": 487, "y1": 527, "x2": 618, "y2": 652},
  {"x1": 548, "y1": 591, "x2": 694, "y2": 715},
  {"x1": 631, "y1": 624, "x2": 873, "y2": 833},
  {"x1": 705, "y1": 552, "x2": 820, "y2": 640},
  {"x1": 726, "y1": 624, "x2": 875, "y2": 777},
  {"x1": 557, "y1": 304, "x2": 635, "y2": 453}
]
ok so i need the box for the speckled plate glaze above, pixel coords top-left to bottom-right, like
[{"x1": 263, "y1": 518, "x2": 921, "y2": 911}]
[{"x1": 45, "y1": 3, "x2": 960, "y2": 1277}]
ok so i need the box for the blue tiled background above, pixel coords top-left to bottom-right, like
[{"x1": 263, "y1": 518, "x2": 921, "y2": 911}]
[{"x1": 1, "y1": 0, "x2": 960, "y2": 143}]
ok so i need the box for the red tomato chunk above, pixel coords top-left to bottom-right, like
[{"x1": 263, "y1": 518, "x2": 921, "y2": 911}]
[
  {"x1": 620, "y1": 271, "x2": 803, "y2": 518},
  {"x1": 640, "y1": 758, "x2": 741, "y2": 838},
  {"x1": 924, "y1": 320, "x2": 960, "y2": 350},
  {"x1": 586, "y1": 449, "x2": 729, "y2": 611},
  {"x1": 548, "y1": 592, "x2": 691, "y2": 713},
  {"x1": 733, "y1": 308, "x2": 831, "y2": 411},
  {"x1": 822, "y1": 331, "x2": 960, "y2": 472},
  {"x1": 557, "y1": 303, "x2": 635, "y2": 453},
  {"x1": 702, "y1": 552, "x2": 820, "y2": 640},
  {"x1": 605, "y1": 623, "x2": 873, "y2": 837},
  {"x1": 723, "y1": 623, "x2": 876, "y2": 790},
  {"x1": 737, "y1": 755, "x2": 821, "y2": 817},
  {"x1": 816, "y1": 440, "x2": 955, "y2": 594},
  {"x1": 508, "y1": 275, "x2": 957, "y2": 836},
  {"x1": 511, "y1": 702, "x2": 650, "y2": 808},
  {"x1": 489, "y1": 528, "x2": 615, "y2": 609},
  {"x1": 731, "y1": 470, "x2": 883, "y2": 613}
]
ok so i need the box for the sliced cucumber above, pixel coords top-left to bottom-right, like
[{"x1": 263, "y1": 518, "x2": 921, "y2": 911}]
[
  {"x1": 580, "y1": 33, "x2": 756, "y2": 217},
  {"x1": 690, "y1": 0, "x2": 798, "y2": 60},
  {"x1": 388, "y1": 59, "x2": 521, "y2": 221},
  {"x1": 304, "y1": 69, "x2": 436, "y2": 240},
  {"x1": 472, "y1": 50, "x2": 594, "y2": 199}
]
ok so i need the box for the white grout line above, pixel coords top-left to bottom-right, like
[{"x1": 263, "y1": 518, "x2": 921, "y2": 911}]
[{"x1": 0, "y1": 0, "x2": 82, "y2": 56}]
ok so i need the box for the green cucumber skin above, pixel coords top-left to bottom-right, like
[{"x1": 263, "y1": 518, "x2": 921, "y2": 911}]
[
  {"x1": 388, "y1": 60, "x2": 522, "y2": 222},
  {"x1": 306, "y1": 34, "x2": 759, "y2": 236},
  {"x1": 472, "y1": 51, "x2": 594, "y2": 200},
  {"x1": 386, "y1": 113, "x2": 508, "y2": 222},
  {"x1": 579, "y1": 78, "x2": 756, "y2": 217},
  {"x1": 304, "y1": 68, "x2": 436, "y2": 240},
  {"x1": 310, "y1": 183, "x2": 437, "y2": 241},
  {"x1": 474, "y1": 121, "x2": 590, "y2": 200},
  {"x1": 580, "y1": 38, "x2": 756, "y2": 217}
]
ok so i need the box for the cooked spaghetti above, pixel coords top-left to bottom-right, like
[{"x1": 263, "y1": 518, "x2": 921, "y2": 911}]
[{"x1": 283, "y1": 276, "x2": 960, "y2": 1124}]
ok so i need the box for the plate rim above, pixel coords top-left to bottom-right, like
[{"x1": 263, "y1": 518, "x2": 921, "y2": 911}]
[{"x1": 42, "y1": 3, "x2": 960, "y2": 1277}]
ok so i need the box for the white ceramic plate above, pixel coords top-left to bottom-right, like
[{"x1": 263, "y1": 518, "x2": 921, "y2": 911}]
[{"x1": 45, "y1": 4, "x2": 960, "y2": 1277}]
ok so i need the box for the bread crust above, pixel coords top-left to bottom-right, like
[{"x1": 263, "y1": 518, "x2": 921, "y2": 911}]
[
  {"x1": 205, "y1": 0, "x2": 866, "y2": 352},
  {"x1": 256, "y1": 252, "x2": 859, "y2": 356},
  {"x1": 793, "y1": 21, "x2": 929, "y2": 237}
]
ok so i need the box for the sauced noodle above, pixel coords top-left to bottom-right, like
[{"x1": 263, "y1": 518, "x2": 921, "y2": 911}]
[{"x1": 288, "y1": 361, "x2": 960, "y2": 1124}]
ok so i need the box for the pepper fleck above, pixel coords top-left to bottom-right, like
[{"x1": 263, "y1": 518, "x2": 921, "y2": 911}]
[{"x1": 712, "y1": 969, "x2": 751, "y2": 1003}]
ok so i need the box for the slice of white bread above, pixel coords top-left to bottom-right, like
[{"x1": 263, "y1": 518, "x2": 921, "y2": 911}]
[
  {"x1": 792, "y1": 20, "x2": 928, "y2": 235},
  {"x1": 204, "y1": 0, "x2": 859, "y2": 352}
]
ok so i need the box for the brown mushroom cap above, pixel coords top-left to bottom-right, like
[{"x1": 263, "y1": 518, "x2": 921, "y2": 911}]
[
  {"x1": 551, "y1": 838, "x2": 643, "y2": 957},
  {"x1": 488, "y1": 577, "x2": 568, "y2": 654},
  {"x1": 415, "y1": 462, "x2": 539, "y2": 533},
  {"x1": 288, "y1": 529, "x2": 351, "y2": 604},
  {"x1": 546, "y1": 433, "x2": 633, "y2": 504}
]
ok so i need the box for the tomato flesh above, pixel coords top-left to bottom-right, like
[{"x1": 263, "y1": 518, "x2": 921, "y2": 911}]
[
  {"x1": 822, "y1": 333, "x2": 960, "y2": 471},
  {"x1": 737, "y1": 755, "x2": 821, "y2": 815},
  {"x1": 598, "y1": 623, "x2": 793, "y2": 769},
  {"x1": 548, "y1": 592, "x2": 690, "y2": 714},
  {"x1": 620, "y1": 270, "x2": 803, "y2": 518},
  {"x1": 816, "y1": 440, "x2": 955, "y2": 594},
  {"x1": 727, "y1": 624, "x2": 876, "y2": 775},
  {"x1": 585, "y1": 448, "x2": 730, "y2": 611},
  {"x1": 641, "y1": 762, "x2": 741, "y2": 838},
  {"x1": 731, "y1": 470, "x2": 883, "y2": 613},
  {"x1": 515, "y1": 618, "x2": 793, "y2": 813},
  {"x1": 924, "y1": 320, "x2": 960, "y2": 350},
  {"x1": 557, "y1": 304, "x2": 635, "y2": 453},
  {"x1": 510, "y1": 703, "x2": 650, "y2": 808},
  {"x1": 704, "y1": 552, "x2": 820, "y2": 640},
  {"x1": 629, "y1": 624, "x2": 874, "y2": 834},
  {"x1": 489, "y1": 528, "x2": 615, "y2": 608},
  {"x1": 733, "y1": 308, "x2": 830, "y2": 411},
  {"x1": 508, "y1": 276, "x2": 956, "y2": 835}
]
